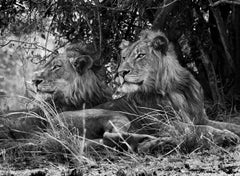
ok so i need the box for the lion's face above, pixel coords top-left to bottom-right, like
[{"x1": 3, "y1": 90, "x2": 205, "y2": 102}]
[
  {"x1": 116, "y1": 30, "x2": 169, "y2": 94},
  {"x1": 32, "y1": 53, "x2": 93, "y2": 102}
]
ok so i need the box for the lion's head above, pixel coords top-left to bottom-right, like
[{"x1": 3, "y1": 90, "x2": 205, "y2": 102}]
[
  {"x1": 116, "y1": 30, "x2": 205, "y2": 123},
  {"x1": 32, "y1": 50, "x2": 111, "y2": 111}
]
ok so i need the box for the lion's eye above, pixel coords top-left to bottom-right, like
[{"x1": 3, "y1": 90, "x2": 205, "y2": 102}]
[
  {"x1": 137, "y1": 53, "x2": 145, "y2": 59},
  {"x1": 51, "y1": 65, "x2": 62, "y2": 70}
]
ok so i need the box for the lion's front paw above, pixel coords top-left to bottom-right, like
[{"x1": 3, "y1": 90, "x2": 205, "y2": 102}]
[
  {"x1": 213, "y1": 130, "x2": 240, "y2": 147},
  {"x1": 137, "y1": 137, "x2": 177, "y2": 154}
]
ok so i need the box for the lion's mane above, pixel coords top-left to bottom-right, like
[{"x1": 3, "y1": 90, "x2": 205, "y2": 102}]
[
  {"x1": 64, "y1": 69, "x2": 112, "y2": 109},
  {"x1": 120, "y1": 30, "x2": 207, "y2": 124},
  {"x1": 36, "y1": 50, "x2": 112, "y2": 111}
]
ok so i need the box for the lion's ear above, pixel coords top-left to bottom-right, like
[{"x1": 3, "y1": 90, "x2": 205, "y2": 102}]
[
  {"x1": 119, "y1": 39, "x2": 130, "y2": 49},
  {"x1": 72, "y1": 55, "x2": 93, "y2": 75},
  {"x1": 151, "y1": 35, "x2": 168, "y2": 55}
]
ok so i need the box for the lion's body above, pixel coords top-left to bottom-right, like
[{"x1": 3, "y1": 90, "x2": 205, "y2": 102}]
[{"x1": 58, "y1": 30, "x2": 240, "y2": 152}]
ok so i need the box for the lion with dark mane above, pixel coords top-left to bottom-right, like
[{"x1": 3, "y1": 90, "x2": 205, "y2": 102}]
[
  {"x1": 0, "y1": 46, "x2": 112, "y2": 138},
  {"x1": 57, "y1": 30, "x2": 240, "y2": 152},
  {"x1": 32, "y1": 47, "x2": 112, "y2": 111}
]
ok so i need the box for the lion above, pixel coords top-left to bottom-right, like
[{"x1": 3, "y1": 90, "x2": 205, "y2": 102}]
[
  {"x1": 0, "y1": 48, "x2": 112, "y2": 139},
  {"x1": 2, "y1": 30, "x2": 240, "y2": 152},
  {"x1": 57, "y1": 30, "x2": 240, "y2": 152},
  {"x1": 32, "y1": 51, "x2": 112, "y2": 111}
]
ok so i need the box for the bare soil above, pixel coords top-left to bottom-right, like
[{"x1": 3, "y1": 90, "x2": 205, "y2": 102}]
[{"x1": 1, "y1": 146, "x2": 240, "y2": 176}]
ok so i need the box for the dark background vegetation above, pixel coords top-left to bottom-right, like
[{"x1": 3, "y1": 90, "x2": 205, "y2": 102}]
[{"x1": 0, "y1": 0, "x2": 240, "y2": 117}]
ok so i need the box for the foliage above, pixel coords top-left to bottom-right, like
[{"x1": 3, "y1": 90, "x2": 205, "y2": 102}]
[{"x1": 1, "y1": 0, "x2": 240, "y2": 112}]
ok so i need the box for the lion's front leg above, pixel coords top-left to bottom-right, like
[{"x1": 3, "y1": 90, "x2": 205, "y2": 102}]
[
  {"x1": 207, "y1": 119, "x2": 240, "y2": 136},
  {"x1": 194, "y1": 125, "x2": 240, "y2": 146},
  {"x1": 99, "y1": 122, "x2": 239, "y2": 153},
  {"x1": 83, "y1": 133, "x2": 156, "y2": 153},
  {"x1": 103, "y1": 131, "x2": 157, "y2": 152},
  {"x1": 58, "y1": 109, "x2": 138, "y2": 151},
  {"x1": 173, "y1": 121, "x2": 240, "y2": 147},
  {"x1": 135, "y1": 123, "x2": 240, "y2": 154}
]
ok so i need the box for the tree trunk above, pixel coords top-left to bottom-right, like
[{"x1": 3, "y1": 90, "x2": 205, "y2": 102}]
[
  {"x1": 200, "y1": 48, "x2": 225, "y2": 108},
  {"x1": 232, "y1": 6, "x2": 240, "y2": 97},
  {"x1": 209, "y1": 1, "x2": 235, "y2": 73}
]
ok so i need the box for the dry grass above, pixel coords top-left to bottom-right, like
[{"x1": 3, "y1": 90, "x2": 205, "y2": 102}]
[{"x1": 0, "y1": 97, "x2": 239, "y2": 175}]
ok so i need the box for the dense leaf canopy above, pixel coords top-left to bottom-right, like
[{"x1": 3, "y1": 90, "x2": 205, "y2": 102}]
[{"x1": 1, "y1": 0, "x2": 240, "y2": 112}]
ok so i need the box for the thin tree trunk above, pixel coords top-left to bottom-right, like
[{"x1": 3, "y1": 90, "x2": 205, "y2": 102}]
[
  {"x1": 234, "y1": 7, "x2": 240, "y2": 69},
  {"x1": 208, "y1": 0, "x2": 235, "y2": 73},
  {"x1": 0, "y1": 75, "x2": 5, "y2": 95},
  {"x1": 200, "y1": 48, "x2": 225, "y2": 107},
  {"x1": 232, "y1": 6, "x2": 240, "y2": 96},
  {"x1": 152, "y1": 0, "x2": 179, "y2": 30}
]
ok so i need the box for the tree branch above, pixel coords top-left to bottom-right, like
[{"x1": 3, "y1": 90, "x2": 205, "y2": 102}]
[
  {"x1": 0, "y1": 40, "x2": 54, "y2": 53},
  {"x1": 152, "y1": 0, "x2": 180, "y2": 30},
  {"x1": 93, "y1": 0, "x2": 102, "y2": 60},
  {"x1": 211, "y1": 0, "x2": 240, "y2": 7}
]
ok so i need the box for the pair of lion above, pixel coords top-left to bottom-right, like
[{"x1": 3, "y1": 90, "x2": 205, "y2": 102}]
[{"x1": 2, "y1": 30, "x2": 240, "y2": 152}]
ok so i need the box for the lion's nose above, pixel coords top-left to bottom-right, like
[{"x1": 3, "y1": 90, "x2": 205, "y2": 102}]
[
  {"x1": 118, "y1": 70, "x2": 130, "y2": 78},
  {"x1": 32, "y1": 79, "x2": 43, "y2": 87}
]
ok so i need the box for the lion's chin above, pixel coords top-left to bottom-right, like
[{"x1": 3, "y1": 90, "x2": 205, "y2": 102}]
[
  {"x1": 35, "y1": 91, "x2": 55, "y2": 101},
  {"x1": 116, "y1": 82, "x2": 141, "y2": 94}
]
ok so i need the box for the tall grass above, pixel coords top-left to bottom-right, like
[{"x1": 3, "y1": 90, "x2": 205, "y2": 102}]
[
  {"x1": 33, "y1": 98, "x2": 139, "y2": 166},
  {"x1": 0, "y1": 96, "x2": 234, "y2": 169},
  {"x1": 35, "y1": 102, "x2": 183, "y2": 165}
]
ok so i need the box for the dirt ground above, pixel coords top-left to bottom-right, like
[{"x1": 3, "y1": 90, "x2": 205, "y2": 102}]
[{"x1": 1, "y1": 146, "x2": 240, "y2": 176}]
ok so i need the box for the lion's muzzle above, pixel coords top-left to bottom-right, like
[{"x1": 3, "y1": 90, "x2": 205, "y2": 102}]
[{"x1": 32, "y1": 79, "x2": 43, "y2": 88}]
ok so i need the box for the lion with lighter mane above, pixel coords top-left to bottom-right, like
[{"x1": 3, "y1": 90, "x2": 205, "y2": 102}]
[{"x1": 117, "y1": 30, "x2": 204, "y2": 124}]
